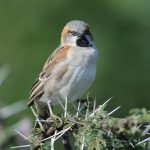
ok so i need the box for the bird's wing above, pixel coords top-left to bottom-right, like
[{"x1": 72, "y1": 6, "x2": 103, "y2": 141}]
[{"x1": 27, "y1": 45, "x2": 70, "y2": 106}]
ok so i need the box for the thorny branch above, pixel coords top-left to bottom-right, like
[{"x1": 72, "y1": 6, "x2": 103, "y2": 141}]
[{"x1": 11, "y1": 97, "x2": 150, "y2": 150}]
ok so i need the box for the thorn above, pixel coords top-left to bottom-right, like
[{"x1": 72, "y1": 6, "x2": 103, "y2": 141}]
[
  {"x1": 27, "y1": 130, "x2": 43, "y2": 140},
  {"x1": 39, "y1": 127, "x2": 71, "y2": 143},
  {"x1": 80, "y1": 136, "x2": 85, "y2": 150},
  {"x1": 64, "y1": 96, "x2": 68, "y2": 118},
  {"x1": 51, "y1": 131, "x2": 57, "y2": 150},
  {"x1": 108, "y1": 106, "x2": 121, "y2": 116},
  {"x1": 57, "y1": 97, "x2": 69, "y2": 117},
  {"x1": 68, "y1": 119, "x2": 84, "y2": 126},
  {"x1": 71, "y1": 103, "x2": 83, "y2": 118},
  {"x1": 137, "y1": 137, "x2": 150, "y2": 145},
  {"x1": 30, "y1": 107, "x2": 44, "y2": 131},
  {"x1": 14, "y1": 129, "x2": 29, "y2": 141},
  {"x1": 57, "y1": 97, "x2": 65, "y2": 110},
  {"x1": 55, "y1": 127, "x2": 71, "y2": 141},
  {"x1": 129, "y1": 140, "x2": 135, "y2": 148},
  {"x1": 89, "y1": 98, "x2": 113, "y2": 117},
  {"x1": 142, "y1": 124, "x2": 150, "y2": 136},
  {"x1": 100, "y1": 96, "x2": 113, "y2": 108},
  {"x1": 78, "y1": 104, "x2": 85, "y2": 115},
  {"x1": 86, "y1": 92, "x2": 90, "y2": 100},
  {"x1": 76, "y1": 100, "x2": 81, "y2": 118},
  {"x1": 10, "y1": 144, "x2": 31, "y2": 149},
  {"x1": 93, "y1": 98, "x2": 96, "y2": 117}
]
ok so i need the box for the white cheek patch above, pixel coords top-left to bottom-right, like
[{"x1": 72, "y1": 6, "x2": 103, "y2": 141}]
[
  {"x1": 69, "y1": 36, "x2": 78, "y2": 46},
  {"x1": 63, "y1": 35, "x2": 78, "y2": 47}
]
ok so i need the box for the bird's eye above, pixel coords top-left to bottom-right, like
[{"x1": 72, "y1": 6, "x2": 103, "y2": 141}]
[{"x1": 70, "y1": 31, "x2": 78, "y2": 36}]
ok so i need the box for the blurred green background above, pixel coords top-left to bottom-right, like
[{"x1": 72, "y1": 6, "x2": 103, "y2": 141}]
[{"x1": 0, "y1": 0, "x2": 150, "y2": 148}]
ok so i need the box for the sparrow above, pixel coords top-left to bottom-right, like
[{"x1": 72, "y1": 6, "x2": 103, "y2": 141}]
[{"x1": 27, "y1": 20, "x2": 99, "y2": 120}]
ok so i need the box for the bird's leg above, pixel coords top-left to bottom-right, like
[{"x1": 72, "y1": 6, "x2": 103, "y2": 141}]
[
  {"x1": 46, "y1": 100, "x2": 63, "y2": 133},
  {"x1": 47, "y1": 100, "x2": 53, "y2": 115}
]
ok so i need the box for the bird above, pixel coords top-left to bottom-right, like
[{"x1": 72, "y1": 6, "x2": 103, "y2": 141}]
[{"x1": 27, "y1": 20, "x2": 99, "y2": 120}]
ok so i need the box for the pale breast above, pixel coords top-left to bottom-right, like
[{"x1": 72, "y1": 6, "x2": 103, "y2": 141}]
[
  {"x1": 59, "y1": 63, "x2": 96, "y2": 102},
  {"x1": 40, "y1": 46, "x2": 98, "y2": 105},
  {"x1": 58, "y1": 46, "x2": 98, "y2": 102}
]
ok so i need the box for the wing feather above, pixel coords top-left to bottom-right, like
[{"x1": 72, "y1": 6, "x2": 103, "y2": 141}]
[{"x1": 27, "y1": 45, "x2": 69, "y2": 106}]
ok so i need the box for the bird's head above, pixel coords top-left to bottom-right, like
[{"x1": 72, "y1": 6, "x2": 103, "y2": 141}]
[{"x1": 61, "y1": 20, "x2": 94, "y2": 47}]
